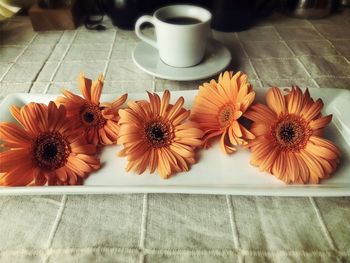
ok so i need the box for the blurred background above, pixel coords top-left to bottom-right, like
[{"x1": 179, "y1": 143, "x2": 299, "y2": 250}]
[{"x1": 1, "y1": 0, "x2": 349, "y2": 31}]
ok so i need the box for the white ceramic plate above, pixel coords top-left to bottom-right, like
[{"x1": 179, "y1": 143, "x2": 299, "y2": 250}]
[
  {"x1": 132, "y1": 39, "x2": 231, "y2": 81},
  {"x1": 0, "y1": 88, "x2": 349, "y2": 196}
]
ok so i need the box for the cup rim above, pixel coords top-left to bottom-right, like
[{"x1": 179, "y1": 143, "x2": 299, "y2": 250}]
[{"x1": 154, "y1": 4, "x2": 212, "y2": 27}]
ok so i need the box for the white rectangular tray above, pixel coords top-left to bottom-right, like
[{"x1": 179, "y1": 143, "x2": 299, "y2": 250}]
[{"x1": 0, "y1": 88, "x2": 349, "y2": 196}]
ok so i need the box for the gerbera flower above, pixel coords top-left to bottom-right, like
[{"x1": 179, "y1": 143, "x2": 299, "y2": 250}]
[
  {"x1": 0, "y1": 102, "x2": 100, "y2": 186},
  {"x1": 56, "y1": 73, "x2": 128, "y2": 145},
  {"x1": 190, "y1": 71, "x2": 256, "y2": 154},
  {"x1": 244, "y1": 86, "x2": 341, "y2": 184},
  {"x1": 117, "y1": 90, "x2": 204, "y2": 179}
]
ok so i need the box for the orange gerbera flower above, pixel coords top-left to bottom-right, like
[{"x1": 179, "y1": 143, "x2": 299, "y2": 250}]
[
  {"x1": 118, "y1": 90, "x2": 204, "y2": 179},
  {"x1": 190, "y1": 71, "x2": 256, "y2": 154},
  {"x1": 56, "y1": 73, "x2": 127, "y2": 145},
  {"x1": 244, "y1": 86, "x2": 341, "y2": 184},
  {"x1": 0, "y1": 102, "x2": 100, "y2": 186}
]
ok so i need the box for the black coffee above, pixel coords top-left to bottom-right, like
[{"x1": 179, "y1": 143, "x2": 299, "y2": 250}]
[{"x1": 164, "y1": 16, "x2": 202, "y2": 25}]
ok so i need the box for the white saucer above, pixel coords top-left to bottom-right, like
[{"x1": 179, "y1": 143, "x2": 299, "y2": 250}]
[{"x1": 132, "y1": 39, "x2": 231, "y2": 81}]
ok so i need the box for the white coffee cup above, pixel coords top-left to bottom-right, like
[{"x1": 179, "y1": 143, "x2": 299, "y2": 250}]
[{"x1": 135, "y1": 5, "x2": 212, "y2": 68}]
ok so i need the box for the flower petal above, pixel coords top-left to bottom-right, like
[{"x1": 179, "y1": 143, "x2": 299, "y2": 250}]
[
  {"x1": 302, "y1": 99, "x2": 324, "y2": 121},
  {"x1": 167, "y1": 96, "x2": 185, "y2": 121},
  {"x1": 272, "y1": 151, "x2": 286, "y2": 180},
  {"x1": 79, "y1": 72, "x2": 92, "y2": 101},
  {"x1": 157, "y1": 149, "x2": 172, "y2": 179},
  {"x1": 0, "y1": 162, "x2": 34, "y2": 186},
  {"x1": 0, "y1": 148, "x2": 31, "y2": 172},
  {"x1": 220, "y1": 132, "x2": 236, "y2": 154},
  {"x1": 91, "y1": 74, "x2": 103, "y2": 104},
  {"x1": 160, "y1": 90, "x2": 170, "y2": 117},
  {"x1": 231, "y1": 121, "x2": 242, "y2": 137},
  {"x1": 244, "y1": 103, "x2": 276, "y2": 123},
  {"x1": 241, "y1": 91, "x2": 256, "y2": 112},
  {"x1": 287, "y1": 86, "x2": 304, "y2": 115},
  {"x1": 0, "y1": 122, "x2": 31, "y2": 147},
  {"x1": 309, "y1": 115, "x2": 332, "y2": 130},
  {"x1": 266, "y1": 87, "x2": 286, "y2": 115},
  {"x1": 307, "y1": 136, "x2": 341, "y2": 160}
]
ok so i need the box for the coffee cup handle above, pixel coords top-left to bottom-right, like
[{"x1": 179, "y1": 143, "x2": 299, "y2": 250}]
[{"x1": 135, "y1": 15, "x2": 157, "y2": 49}]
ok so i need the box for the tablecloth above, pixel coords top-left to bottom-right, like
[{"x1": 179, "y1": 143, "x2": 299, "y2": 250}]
[{"x1": 0, "y1": 9, "x2": 349, "y2": 263}]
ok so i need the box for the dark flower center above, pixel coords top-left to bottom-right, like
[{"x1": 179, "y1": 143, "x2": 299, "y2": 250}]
[
  {"x1": 83, "y1": 112, "x2": 95, "y2": 123},
  {"x1": 43, "y1": 144, "x2": 58, "y2": 159},
  {"x1": 80, "y1": 103, "x2": 106, "y2": 128},
  {"x1": 271, "y1": 114, "x2": 311, "y2": 152},
  {"x1": 145, "y1": 121, "x2": 173, "y2": 148},
  {"x1": 32, "y1": 132, "x2": 71, "y2": 171},
  {"x1": 279, "y1": 123, "x2": 297, "y2": 142},
  {"x1": 150, "y1": 125, "x2": 165, "y2": 140}
]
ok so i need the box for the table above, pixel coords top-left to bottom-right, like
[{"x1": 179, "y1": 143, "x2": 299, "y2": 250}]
[{"x1": 0, "y1": 10, "x2": 350, "y2": 263}]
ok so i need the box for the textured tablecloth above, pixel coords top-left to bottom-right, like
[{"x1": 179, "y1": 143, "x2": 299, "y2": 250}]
[{"x1": 0, "y1": 9, "x2": 350, "y2": 263}]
